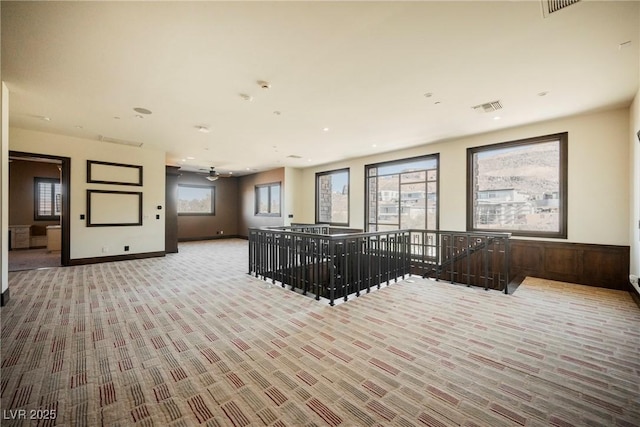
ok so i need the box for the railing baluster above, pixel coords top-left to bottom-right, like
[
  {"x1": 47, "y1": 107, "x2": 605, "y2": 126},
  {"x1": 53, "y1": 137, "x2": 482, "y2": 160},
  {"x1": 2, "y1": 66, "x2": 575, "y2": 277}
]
[{"x1": 248, "y1": 226, "x2": 511, "y2": 304}]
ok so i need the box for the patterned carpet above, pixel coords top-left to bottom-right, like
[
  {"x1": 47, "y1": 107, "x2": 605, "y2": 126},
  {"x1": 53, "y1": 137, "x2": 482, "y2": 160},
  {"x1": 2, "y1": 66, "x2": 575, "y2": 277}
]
[
  {"x1": 1, "y1": 239, "x2": 639, "y2": 426},
  {"x1": 8, "y1": 249, "x2": 61, "y2": 272}
]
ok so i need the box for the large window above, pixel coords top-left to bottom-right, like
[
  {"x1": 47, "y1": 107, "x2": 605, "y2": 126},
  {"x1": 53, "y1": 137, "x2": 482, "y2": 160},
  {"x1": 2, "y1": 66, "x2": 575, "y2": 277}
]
[
  {"x1": 467, "y1": 132, "x2": 567, "y2": 238},
  {"x1": 316, "y1": 168, "x2": 349, "y2": 226},
  {"x1": 34, "y1": 177, "x2": 61, "y2": 221},
  {"x1": 255, "y1": 182, "x2": 281, "y2": 216},
  {"x1": 178, "y1": 185, "x2": 215, "y2": 215},
  {"x1": 365, "y1": 155, "x2": 439, "y2": 231}
]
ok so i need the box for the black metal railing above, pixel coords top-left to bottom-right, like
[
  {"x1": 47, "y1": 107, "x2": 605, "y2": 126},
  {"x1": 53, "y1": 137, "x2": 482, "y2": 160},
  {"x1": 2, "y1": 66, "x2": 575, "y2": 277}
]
[
  {"x1": 248, "y1": 227, "x2": 511, "y2": 305},
  {"x1": 407, "y1": 230, "x2": 511, "y2": 293},
  {"x1": 248, "y1": 227, "x2": 411, "y2": 305}
]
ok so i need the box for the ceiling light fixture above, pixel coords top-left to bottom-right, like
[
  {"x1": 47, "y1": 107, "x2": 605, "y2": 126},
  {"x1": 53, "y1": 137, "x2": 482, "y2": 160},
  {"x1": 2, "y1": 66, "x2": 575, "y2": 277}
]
[
  {"x1": 39, "y1": 116, "x2": 51, "y2": 121},
  {"x1": 257, "y1": 80, "x2": 271, "y2": 89},
  {"x1": 186, "y1": 156, "x2": 195, "y2": 160},
  {"x1": 135, "y1": 114, "x2": 144, "y2": 119},
  {"x1": 423, "y1": 92, "x2": 433, "y2": 98},
  {"x1": 538, "y1": 91, "x2": 549, "y2": 97},
  {"x1": 493, "y1": 116, "x2": 501, "y2": 120},
  {"x1": 206, "y1": 167, "x2": 220, "y2": 182},
  {"x1": 239, "y1": 94, "x2": 253, "y2": 101},
  {"x1": 273, "y1": 111, "x2": 281, "y2": 115},
  {"x1": 196, "y1": 126, "x2": 210, "y2": 134},
  {"x1": 323, "y1": 127, "x2": 330, "y2": 132},
  {"x1": 133, "y1": 107, "x2": 152, "y2": 115}
]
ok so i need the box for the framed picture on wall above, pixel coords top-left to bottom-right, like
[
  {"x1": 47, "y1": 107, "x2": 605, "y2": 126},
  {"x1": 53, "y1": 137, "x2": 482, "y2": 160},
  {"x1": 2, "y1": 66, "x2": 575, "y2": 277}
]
[
  {"x1": 87, "y1": 160, "x2": 143, "y2": 186},
  {"x1": 86, "y1": 189, "x2": 143, "y2": 226}
]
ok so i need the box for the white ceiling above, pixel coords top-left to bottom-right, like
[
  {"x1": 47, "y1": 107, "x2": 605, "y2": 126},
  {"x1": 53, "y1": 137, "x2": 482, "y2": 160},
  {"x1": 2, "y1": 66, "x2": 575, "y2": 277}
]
[{"x1": 2, "y1": 1, "x2": 639, "y2": 175}]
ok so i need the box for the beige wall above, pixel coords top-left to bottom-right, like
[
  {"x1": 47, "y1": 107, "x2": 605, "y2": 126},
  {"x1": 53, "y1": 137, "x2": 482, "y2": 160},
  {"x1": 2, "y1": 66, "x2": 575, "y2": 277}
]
[
  {"x1": 296, "y1": 108, "x2": 631, "y2": 246},
  {"x1": 9, "y1": 160, "x2": 60, "y2": 227},
  {"x1": 238, "y1": 168, "x2": 285, "y2": 237},
  {"x1": 177, "y1": 171, "x2": 238, "y2": 240},
  {"x1": 9, "y1": 127, "x2": 166, "y2": 260},
  {"x1": 631, "y1": 87, "x2": 640, "y2": 279},
  {"x1": 284, "y1": 167, "x2": 303, "y2": 226}
]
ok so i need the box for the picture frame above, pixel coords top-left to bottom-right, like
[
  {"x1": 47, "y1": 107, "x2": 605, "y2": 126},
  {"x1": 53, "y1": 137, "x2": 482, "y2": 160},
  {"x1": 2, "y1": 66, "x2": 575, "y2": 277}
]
[
  {"x1": 86, "y1": 189, "x2": 143, "y2": 227},
  {"x1": 87, "y1": 160, "x2": 143, "y2": 186}
]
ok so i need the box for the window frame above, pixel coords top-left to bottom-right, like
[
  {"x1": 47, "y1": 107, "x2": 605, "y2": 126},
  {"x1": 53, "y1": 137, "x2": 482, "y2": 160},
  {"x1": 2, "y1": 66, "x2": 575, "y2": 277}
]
[
  {"x1": 315, "y1": 168, "x2": 350, "y2": 226},
  {"x1": 364, "y1": 154, "x2": 439, "y2": 232},
  {"x1": 466, "y1": 132, "x2": 568, "y2": 238},
  {"x1": 177, "y1": 184, "x2": 216, "y2": 216},
  {"x1": 34, "y1": 177, "x2": 61, "y2": 221},
  {"x1": 255, "y1": 182, "x2": 282, "y2": 216}
]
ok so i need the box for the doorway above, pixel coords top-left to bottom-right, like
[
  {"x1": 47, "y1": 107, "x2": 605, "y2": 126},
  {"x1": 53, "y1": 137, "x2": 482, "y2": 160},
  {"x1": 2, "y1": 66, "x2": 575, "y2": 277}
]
[{"x1": 8, "y1": 151, "x2": 70, "y2": 270}]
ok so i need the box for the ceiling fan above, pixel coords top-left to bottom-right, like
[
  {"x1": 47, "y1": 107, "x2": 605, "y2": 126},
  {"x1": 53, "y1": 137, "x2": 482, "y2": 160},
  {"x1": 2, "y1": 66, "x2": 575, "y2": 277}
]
[
  {"x1": 204, "y1": 167, "x2": 220, "y2": 182},
  {"x1": 198, "y1": 166, "x2": 234, "y2": 181}
]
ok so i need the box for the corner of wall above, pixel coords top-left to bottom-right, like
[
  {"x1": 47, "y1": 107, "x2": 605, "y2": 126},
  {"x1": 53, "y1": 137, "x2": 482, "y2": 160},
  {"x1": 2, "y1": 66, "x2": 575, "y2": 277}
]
[
  {"x1": 1, "y1": 82, "x2": 10, "y2": 300},
  {"x1": 631, "y1": 86, "x2": 640, "y2": 278}
]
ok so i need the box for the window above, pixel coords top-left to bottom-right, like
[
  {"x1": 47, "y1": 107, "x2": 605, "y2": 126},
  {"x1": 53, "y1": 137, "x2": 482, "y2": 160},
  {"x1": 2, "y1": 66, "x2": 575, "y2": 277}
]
[
  {"x1": 34, "y1": 177, "x2": 61, "y2": 221},
  {"x1": 255, "y1": 182, "x2": 281, "y2": 216},
  {"x1": 467, "y1": 132, "x2": 567, "y2": 238},
  {"x1": 365, "y1": 155, "x2": 439, "y2": 232},
  {"x1": 178, "y1": 185, "x2": 215, "y2": 215},
  {"x1": 316, "y1": 168, "x2": 349, "y2": 226}
]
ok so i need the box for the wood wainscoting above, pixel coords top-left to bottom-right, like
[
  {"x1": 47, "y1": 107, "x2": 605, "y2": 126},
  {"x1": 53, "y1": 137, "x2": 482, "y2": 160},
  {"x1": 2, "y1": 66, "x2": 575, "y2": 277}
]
[{"x1": 510, "y1": 239, "x2": 630, "y2": 290}]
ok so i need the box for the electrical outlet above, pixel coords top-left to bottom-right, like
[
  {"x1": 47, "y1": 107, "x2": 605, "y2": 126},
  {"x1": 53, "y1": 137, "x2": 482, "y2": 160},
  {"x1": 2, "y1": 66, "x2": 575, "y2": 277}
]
[
  {"x1": 124, "y1": 245, "x2": 129, "y2": 252},
  {"x1": 102, "y1": 247, "x2": 109, "y2": 253},
  {"x1": 220, "y1": 230, "x2": 224, "y2": 235}
]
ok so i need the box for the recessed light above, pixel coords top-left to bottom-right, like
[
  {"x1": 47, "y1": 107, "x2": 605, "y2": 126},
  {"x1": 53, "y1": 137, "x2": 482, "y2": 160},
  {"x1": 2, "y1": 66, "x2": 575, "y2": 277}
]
[
  {"x1": 135, "y1": 114, "x2": 144, "y2": 119},
  {"x1": 239, "y1": 94, "x2": 253, "y2": 102},
  {"x1": 133, "y1": 107, "x2": 152, "y2": 115},
  {"x1": 372, "y1": 144, "x2": 377, "y2": 147},
  {"x1": 113, "y1": 116, "x2": 121, "y2": 120},
  {"x1": 273, "y1": 111, "x2": 281, "y2": 115},
  {"x1": 196, "y1": 126, "x2": 210, "y2": 134},
  {"x1": 322, "y1": 127, "x2": 330, "y2": 132},
  {"x1": 181, "y1": 159, "x2": 186, "y2": 162},
  {"x1": 39, "y1": 116, "x2": 51, "y2": 121},
  {"x1": 493, "y1": 116, "x2": 501, "y2": 120},
  {"x1": 186, "y1": 156, "x2": 195, "y2": 160},
  {"x1": 538, "y1": 91, "x2": 549, "y2": 97},
  {"x1": 434, "y1": 101, "x2": 441, "y2": 105},
  {"x1": 257, "y1": 80, "x2": 271, "y2": 89},
  {"x1": 423, "y1": 92, "x2": 433, "y2": 98}
]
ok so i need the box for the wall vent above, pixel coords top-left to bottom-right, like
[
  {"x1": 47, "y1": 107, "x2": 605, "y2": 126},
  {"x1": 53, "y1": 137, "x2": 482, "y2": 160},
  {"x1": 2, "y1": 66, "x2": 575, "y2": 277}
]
[
  {"x1": 472, "y1": 100, "x2": 503, "y2": 113},
  {"x1": 98, "y1": 135, "x2": 143, "y2": 148},
  {"x1": 541, "y1": 0, "x2": 581, "y2": 17}
]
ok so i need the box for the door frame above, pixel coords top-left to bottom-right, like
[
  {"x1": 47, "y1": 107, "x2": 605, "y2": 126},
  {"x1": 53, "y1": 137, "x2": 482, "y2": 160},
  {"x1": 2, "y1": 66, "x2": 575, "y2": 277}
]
[{"x1": 9, "y1": 151, "x2": 71, "y2": 266}]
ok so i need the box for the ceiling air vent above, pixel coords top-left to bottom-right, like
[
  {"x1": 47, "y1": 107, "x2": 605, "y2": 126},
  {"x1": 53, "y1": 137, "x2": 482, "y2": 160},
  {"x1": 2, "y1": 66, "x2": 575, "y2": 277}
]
[
  {"x1": 472, "y1": 100, "x2": 503, "y2": 113},
  {"x1": 286, "y1": 155, "x2": 302, "y2": 159},
  {"x1": 541, "y1": 0, "x2": 580, "y2": 17},
  {"x1": 98, "y1": 135, "x2": 143, "y2": 148}
]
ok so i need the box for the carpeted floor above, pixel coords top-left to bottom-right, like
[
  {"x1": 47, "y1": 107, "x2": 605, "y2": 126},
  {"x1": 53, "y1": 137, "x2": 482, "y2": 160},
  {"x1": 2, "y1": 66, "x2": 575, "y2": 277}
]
[
  {"x1": 8, "y1": 248, "x2": 61, "y2": 272},
  {"x1": 1, "y1": 239, "x2": 639, "y2": 426}
]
